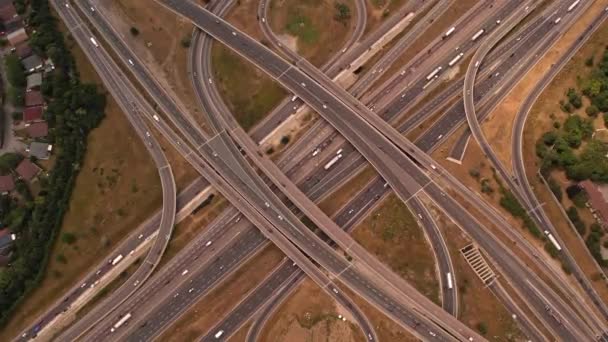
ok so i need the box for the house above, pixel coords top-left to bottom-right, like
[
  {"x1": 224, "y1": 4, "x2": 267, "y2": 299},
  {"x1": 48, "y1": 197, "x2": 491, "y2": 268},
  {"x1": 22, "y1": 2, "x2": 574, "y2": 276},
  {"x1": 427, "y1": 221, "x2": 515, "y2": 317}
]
[
  {"x1": 0, "y1": 2, "x2": 17, "y2": 22},
  {"x1": 16, "y1": 159, "x2": 40, "y2": 181},
  {"x1": 0, "y1": 229, "x2": 15, "y2": 256},
  {"x1": 15, "y1": 42, "x2": 32, "y2": 58},
  {"x1": 26, "y1": 72, "x2": 42, "y2": 90},
  {"x1": 23, "y1": 105, "x2": 43, "y2": 122},
  {"x1": 0, "y1": 175, "x2": 14, "y2": 194},
  {"x1": 6, "y1": 27, "x2": 26, "y2": 46},
  {"x1": 3, "y1": 17, "x2": 21, "y2": 34},
  {"x1": 26, "y1": 121, "x2": 48, "y2": 138},
  {"x1": 579, "y1": 180, "x2": 608, "y2": 227},
  {"x1": 22, "y1": 55, "x2": 43, "y2": 73},
  {"x1": 25, "y1": 90, "x2": 43, "y2": 107},
  {"x1": 27, "y1": 142, "x2": 51, "y2": 160}
]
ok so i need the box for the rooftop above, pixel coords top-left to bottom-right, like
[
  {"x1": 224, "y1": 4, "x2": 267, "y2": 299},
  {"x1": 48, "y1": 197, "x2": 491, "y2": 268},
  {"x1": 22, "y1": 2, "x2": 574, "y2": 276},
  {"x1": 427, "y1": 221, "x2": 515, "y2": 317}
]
[
  {"x1": 26, "y1": 121, "x2": 48, "y2": 138},
  {"x1": 25, "y1": 90, "x2": 43, "y2": 107},
  {"x1": 26, "y1": 72, "x2": 42, "y2": 89},
  {"x1": 27, "y1": 142, "x2": 51, "y2": 160},
  {"x1": 23, "y1": 105, "x2": 43, "y2": 122},
  {"x1": 16, "y1": 158, "x2": 40, "y2": 181},
  {"x1": 0, "y1": 175, "x2": 14, "y2": 193},
  {"x1": 22, "y1": 54, "x2": 43, "y2": 73}
]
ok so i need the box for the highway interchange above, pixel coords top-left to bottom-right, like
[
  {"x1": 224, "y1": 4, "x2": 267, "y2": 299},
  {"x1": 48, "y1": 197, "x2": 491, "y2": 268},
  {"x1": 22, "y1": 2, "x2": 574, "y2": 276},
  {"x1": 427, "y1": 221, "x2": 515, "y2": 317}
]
[{"x1": 13, "y1": 0, "x2": 608, "y2": 341}]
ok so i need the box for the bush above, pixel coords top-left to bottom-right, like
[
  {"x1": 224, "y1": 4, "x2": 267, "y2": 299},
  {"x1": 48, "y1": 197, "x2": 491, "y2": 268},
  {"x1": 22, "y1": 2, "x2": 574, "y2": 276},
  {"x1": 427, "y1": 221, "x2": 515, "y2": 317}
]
[
  {"x1": 5, "y1": 54, "x2": 25, "y2": 88},
  {"x1": 280, "y1": 135, "x2": 290, "y2": 145},
  {"x1": 572, "y1": 190, "x2": 588, "y2": 208},
  {"x1": 180, "y1": 36, "x2": 191, "y2": 48},
  {"x1": 334, "y1": 2, "x2": 351, "y2": 23},
  {"x1": 0, "y1": 153, "x2": 23, "y2": 174},
  {"x1": 586, "y1": 105, "x2": 599, "y2": 117},
  {"x1": 61, "y1": 232, "x2": 77, "y2": 245},
  {"x1": 567, "y1": 88, "x2": 583, "y2": 109},
  {"x1": 567, "y1": 206, "x2": 586, "y2": 236},
  {"x1": 130, "y1": 27, "x2": 139, "y2": 36},
  {"x1": 11, "y1": 111, "x2": 22, "y2": 121},
  {"x1": 586, "y1": 56, "x2": 594, "y2": 67},
  {"x1": 476, "y1": 322, "x2": 488, "y2": 335},
  {"x1": 547, "y1": 177, "x2": 562, "y2": 202}
]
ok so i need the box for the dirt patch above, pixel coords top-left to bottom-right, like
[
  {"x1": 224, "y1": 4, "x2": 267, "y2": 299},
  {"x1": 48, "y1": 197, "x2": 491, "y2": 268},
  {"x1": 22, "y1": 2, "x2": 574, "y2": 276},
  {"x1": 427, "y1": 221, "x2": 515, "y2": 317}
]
[
  {"x1": 318, "y1": 166, "x2": 378, "y2": 215},
  {"x1": 268, "y1": 0, "x2": 354, "y2": 66},
  {"x1": 158, "y1": 245, "x2": 284, "y2": 341},
  {"x1": 259, "y1": 278, "x2": 364, "y2": 342},
  {"x1": 364, "y1": 0, "x2": 408, "y2": 37}
]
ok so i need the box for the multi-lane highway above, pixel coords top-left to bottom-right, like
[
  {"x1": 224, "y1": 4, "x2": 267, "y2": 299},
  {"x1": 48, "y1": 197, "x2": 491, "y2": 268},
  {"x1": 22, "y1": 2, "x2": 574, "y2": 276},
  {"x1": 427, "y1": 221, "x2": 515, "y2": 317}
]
[
  {"x1": 53, "y1": 1, "x2": 477, "y2": 341},
  {"x1": 17, "y1": 0, "x2": 608, "y2": 341},
  {"x1": 464, "y1": 0, "x2": 608, "y2": 326},
  {"x1": 155, "y1": 0, "x2": 604, "y2": 339}
]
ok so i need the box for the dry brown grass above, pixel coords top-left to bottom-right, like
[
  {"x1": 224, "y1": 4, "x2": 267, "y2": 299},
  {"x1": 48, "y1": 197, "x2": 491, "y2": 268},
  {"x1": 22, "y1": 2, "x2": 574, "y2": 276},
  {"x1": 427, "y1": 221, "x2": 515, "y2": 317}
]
[
  {"x1": 318, "y1": 166, "x2": 378, "y2": 215},
  {"x1": 102, "y1": 0, "x2": 211, "y2": 137},
  {"x1": 268, "y1": 0, "x2": 355, "y2": 66},
  {"x1": 259, "y1": 278, "x2": 365, "y2": 342},
  {"x1": 353, "y1": 194, "x2": 440, "y2": 303}
]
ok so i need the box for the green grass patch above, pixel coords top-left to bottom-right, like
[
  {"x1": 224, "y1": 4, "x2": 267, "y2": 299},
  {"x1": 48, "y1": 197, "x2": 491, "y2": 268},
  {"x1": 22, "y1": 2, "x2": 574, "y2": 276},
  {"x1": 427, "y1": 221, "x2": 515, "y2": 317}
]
[
  {"x1": 212, "y1": 44, "x2": 286, "y2": 131},
  {"x1": 285, "y1": 11, "x2": 319, "y2": 44}
]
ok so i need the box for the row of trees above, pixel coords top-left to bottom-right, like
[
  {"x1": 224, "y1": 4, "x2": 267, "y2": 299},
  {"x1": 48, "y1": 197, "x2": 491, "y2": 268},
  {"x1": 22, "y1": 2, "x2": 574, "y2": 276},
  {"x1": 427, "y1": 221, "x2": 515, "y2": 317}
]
[{"x1": 0, "y1": 0, "x2": 105, "y2": 325}]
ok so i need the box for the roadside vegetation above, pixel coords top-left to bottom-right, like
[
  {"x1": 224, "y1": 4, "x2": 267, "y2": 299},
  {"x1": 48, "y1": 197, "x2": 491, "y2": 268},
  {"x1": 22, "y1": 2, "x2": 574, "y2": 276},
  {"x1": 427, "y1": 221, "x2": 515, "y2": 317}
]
[
  {"x1": 0, "y1": 0, "x2": 106, "y2": 326},
  {"x1": 533, "y1": 48, "x2": 608, "y2": 268}
]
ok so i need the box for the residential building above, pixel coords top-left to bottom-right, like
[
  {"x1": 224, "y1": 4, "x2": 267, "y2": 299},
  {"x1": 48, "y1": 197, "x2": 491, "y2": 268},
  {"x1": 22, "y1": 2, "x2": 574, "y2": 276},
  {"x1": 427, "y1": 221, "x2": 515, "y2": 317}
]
[
  {"x1": 0, "y1": 1, "x2": 17, "y2": 22},
  {"x1": 16, "y1": 159, "x2": 40, "y2": 181},
  {"x1": 25, "y1": 90, "x2": 43, "y2": 107},
  {"x1": 0, "y1": 175, "x2": 14, "y2": 194},
  {"x1": 14, "y1": 42, "x2": 32, "y2": 58},
  {"x1": 27, "y1": 142, "x2": 51, "y2": 160},
  {"x1": 3, "y1": 17, "x2": 21, "y2": 34},
  {"x1": 6, "y1": 27, "x2": 26, "y2": 46},
  {"x1": 579, "y1": 180, "x2": 608, "y2": 227},
  {"x1": 26, "y1": 72, "x2": 42, "y2": 90},
  {"x1": 26, "y1": 121, "x2": 48, "y2": 138},
  {"x1": 23, "y1": 105, "x2": 43, "y2": 122},
  {"x1": 22, "y1": 54, "x2": 43, "y2": 73}
]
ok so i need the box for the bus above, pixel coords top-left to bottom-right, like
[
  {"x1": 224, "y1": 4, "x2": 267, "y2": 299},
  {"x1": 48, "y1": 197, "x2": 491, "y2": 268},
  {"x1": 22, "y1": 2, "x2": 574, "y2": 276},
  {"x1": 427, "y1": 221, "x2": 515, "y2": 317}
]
[
  {"x1": 426, "y1": 66, "x2": 442, "y2": 80},
  {"x1": 215, "y1": 330, "x2": 224, "y2": 339},
  {"x1": 324, "y1": 154, "x2": 342, "y2": 170},
  {"x1": 89, "y1": 37, "x2": 99, "y2": 48},
  {"x1": 471, "y1": 29, "x2": 485, "y2": 41},
  {"x1": 444, "y1": 27, "x2": 456, "y2": 38},
  {"x1": 111, "y1": 254, "x2": 123, "y2": 266},
  {"x1": 110, "y1": 313, "x2": 132, "y2": 332},
  {"x1": 567, "y1": 0, "x2": 580, "y2": 12},
  {"x1": 544, "y1": 231, "x2": 562, "y2": 251},
  {"x1": 448, "y1": 53, "x2": 464, "y2": 67},
  {"x1": 446, "y1": 272, "x2": 453, "y2": 289}
]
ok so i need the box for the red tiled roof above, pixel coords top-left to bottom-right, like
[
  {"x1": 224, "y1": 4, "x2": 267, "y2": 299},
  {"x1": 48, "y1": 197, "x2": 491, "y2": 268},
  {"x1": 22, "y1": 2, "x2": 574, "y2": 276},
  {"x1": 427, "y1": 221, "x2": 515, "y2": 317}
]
[
  {"x1": 26, "y1": 121, "x2": 48, "y2": 138},
  {"x1": 16, "y1": 159, "x2": 40, "y2": 181},
  {"x1": 0, "y1": 3, "x2": 17, "y2": 22},
  {"x1": 0, "y1": 228, "x2": 8, "y2": 238},
  {"x1": 23, "y1": 105, "x2": 43, "y2": 122},
  {"x1": 14, "y1": 42, "x2": 31, "y2": 58},
  {"x1": 0, "y1": 175, "x2": 14, "y2": 193},
  {"x1": 25, "y1": 91, "x2": 43, "y2": 107},
  {"x1": 580, "y1": 180, "x2": 608, "y2": 225}
]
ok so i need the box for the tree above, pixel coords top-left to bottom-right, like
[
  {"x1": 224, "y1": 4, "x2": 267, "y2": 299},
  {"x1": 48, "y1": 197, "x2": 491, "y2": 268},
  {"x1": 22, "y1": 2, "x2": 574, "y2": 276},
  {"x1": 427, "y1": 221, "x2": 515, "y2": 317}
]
[
  {"x1": 4, "y1": 54, "x2": 25, "y2": 88},
  {"x1": 0, "y1": 153, "x2": 23, "y2": 174},
  {"x1": 586, "y1": 105, "x2": 599, "y2": 117},
  {"x1": 61, "y1": 232, "x2": 77, "y2": 245},
  {"x1": 130, "y1": 27, "x2": 139, "y2": 36},
  {"x1": 334, "y1": 3, "x2": 351, "y2": 23}
]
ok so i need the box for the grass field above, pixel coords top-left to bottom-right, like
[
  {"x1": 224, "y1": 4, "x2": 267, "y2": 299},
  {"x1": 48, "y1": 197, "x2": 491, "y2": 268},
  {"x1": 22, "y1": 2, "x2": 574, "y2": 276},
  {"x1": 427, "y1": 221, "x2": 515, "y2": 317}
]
[
  {"x1": 211, "y1": 44, "x2": 287, "y2": 131},
  {"x1": 352, "y1": 194, "x2": 440, "y2": 304},
  {"x1": 268, "y1": 0, "x2": 354, "y2": 66}
]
